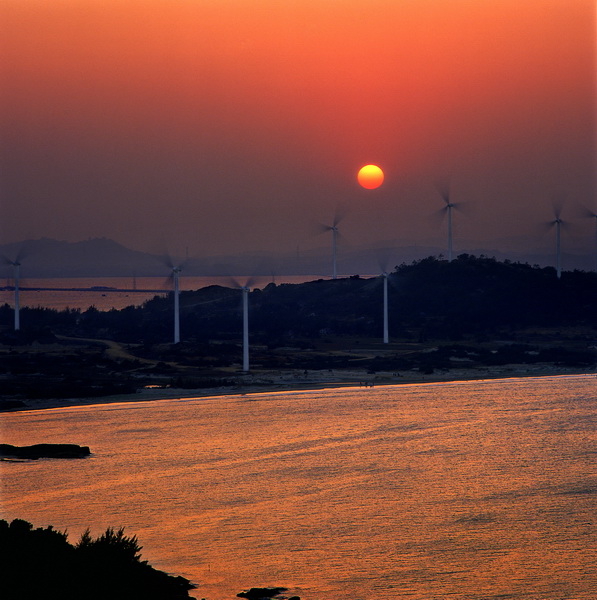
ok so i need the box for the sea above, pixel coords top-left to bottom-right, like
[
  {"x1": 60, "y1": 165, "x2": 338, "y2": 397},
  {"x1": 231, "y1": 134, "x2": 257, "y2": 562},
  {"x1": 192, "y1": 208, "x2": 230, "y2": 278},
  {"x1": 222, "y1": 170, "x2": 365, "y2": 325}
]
[
  {"x1": 0, "y1": 276, "x2": 321, "y2": 312},
  {"x1": 1, "y1": 375, "x2": 596, "y2": 599}
]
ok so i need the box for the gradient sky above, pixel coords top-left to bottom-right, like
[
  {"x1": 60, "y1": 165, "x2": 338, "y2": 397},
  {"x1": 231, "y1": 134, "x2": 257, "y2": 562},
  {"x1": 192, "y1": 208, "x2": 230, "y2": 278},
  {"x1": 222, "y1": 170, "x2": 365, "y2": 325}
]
[{"x1": 1, "y1": 0, "x2": 595, "y2": 265}]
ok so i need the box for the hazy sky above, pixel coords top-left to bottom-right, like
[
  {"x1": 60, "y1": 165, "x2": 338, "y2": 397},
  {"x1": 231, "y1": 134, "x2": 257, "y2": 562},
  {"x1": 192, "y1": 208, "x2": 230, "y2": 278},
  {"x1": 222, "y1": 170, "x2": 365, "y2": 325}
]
[{"x1": 1, "y1": 0, "x2": 595, "y2": 262}]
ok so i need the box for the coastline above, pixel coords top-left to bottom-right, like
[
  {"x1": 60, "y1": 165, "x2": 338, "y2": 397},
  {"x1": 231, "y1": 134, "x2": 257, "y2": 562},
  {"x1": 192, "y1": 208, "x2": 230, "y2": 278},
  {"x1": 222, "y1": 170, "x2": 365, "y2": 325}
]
[{"x1": 11, "y1": 364, "x2": 594, "y2": 412}]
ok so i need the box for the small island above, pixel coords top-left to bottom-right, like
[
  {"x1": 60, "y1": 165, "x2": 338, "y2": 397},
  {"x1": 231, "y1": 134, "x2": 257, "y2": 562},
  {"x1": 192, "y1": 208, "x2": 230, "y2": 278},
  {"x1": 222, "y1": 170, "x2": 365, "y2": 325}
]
[{"x1": 0, "y1": 443, "x2": 91, "y2": 460}]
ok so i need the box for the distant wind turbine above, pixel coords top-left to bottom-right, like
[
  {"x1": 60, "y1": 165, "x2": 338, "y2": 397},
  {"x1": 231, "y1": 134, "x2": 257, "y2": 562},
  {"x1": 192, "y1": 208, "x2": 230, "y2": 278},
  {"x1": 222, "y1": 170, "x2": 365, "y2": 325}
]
[
  {"x1": 159, "y1": 253, "x2": 185, "y2": 344},
  {"x1": 577, "y1": 204, "x2": 597, "y2": 271},
  {"x1": 318, "y1": 208, "x2": 347, "y2": 279},
  {"x1": 2, "y1": 255, "x2": 24, "y2": 331},
  {"x1": 228, "y1": 277, "x2": 257, "y2": 372},
  {"x1": 242, "y1": 284, "x2": 250, "y2": 372},
  {"x1": 546, "y1": 201, "x2": 568, "y2": 279},
  {"x1": 171, "y1": 265, "x2": 182, "y2": 344},
  {"x1": 11, "y1": 260, "x2": 21, "y2": 331},
  {"x1": 382, "y1": 271, "x2": 389, "y2": 344},
  {"x1": 434, "y1": 183, "x2": 467, "y2": 262},
  {"x1": 373, "y1": 254, "x2": 395, "y2": 344}
]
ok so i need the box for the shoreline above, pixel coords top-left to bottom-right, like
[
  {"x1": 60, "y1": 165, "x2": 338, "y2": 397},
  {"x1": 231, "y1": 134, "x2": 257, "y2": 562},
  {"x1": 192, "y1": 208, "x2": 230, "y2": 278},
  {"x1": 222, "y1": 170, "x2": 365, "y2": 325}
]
[{"x1": 8, "y1": 364, "x2": 594, "y2": 412}]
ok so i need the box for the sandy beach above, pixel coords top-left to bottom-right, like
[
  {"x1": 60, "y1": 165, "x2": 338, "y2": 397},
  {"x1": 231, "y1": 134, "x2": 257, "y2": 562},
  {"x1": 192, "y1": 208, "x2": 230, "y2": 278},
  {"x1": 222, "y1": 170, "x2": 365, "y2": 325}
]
[{"x1": 13, "y1": 364, "x2": 594, "y2": 412}]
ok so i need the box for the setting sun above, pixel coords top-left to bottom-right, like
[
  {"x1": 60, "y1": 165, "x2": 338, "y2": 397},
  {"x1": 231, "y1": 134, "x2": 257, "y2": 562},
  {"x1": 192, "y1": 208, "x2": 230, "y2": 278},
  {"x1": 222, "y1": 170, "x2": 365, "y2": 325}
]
[{"x1": 357, "y1": 164, "x2": 384, "y2": 189}]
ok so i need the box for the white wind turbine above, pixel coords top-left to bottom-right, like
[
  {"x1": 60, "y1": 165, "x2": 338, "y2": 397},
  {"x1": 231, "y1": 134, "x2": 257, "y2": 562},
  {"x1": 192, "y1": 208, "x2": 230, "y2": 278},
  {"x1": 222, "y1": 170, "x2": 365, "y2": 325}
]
[
  {"x1": 434, "y1": 184, "x2": 467, "y2": 262},
  {"x1": 2, "y1": 254, "x2": 24, "y2": 331},
  {"x1": 228, "y1": 277, "x2": 257, "y2": 373},
  {"x1": 319, "y1": 208, "x2": 347, "y2": 279},
  {"x1": 241, "y1": 284, "x2": 250, "y2": 372},
  {"x1": 159, "y1": 254, "x2": 185, "y2": 344},
  {"x1": 382, "y1": 271, "x2": 389, "y2": 344},
  {"x1": 375, "y1": 255, "x2": 393, "y2": 344},
  {"x1": 10, "y1": 259, "x2": 21, "y2": 331},
  {"x1": 546, "y1": 202, "x2": 568, "y2": 279},
  {"x1": 171, "y1": 265, "x2": 182, "y2": 344},
  {"x1": 578, "y1": 204, "x2": 597, "y2": 271}
]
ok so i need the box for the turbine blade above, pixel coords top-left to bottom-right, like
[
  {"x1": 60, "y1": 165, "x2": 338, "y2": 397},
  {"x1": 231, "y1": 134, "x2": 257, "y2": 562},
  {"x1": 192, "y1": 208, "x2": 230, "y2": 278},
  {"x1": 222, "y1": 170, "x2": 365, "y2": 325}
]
[
  {"x1": 429, "y1": 205, "x2": 448, "y2": 225},
  {"x1": 537, "y1": 220, "x2": 557, "y2": 235},
  {"x1": 244, "y1": 275, "x2": 258, "y2": 289},
  {"x1": 375, "y1": 248, "x2": 393, "y2": 274},
  {"x1": 552, "y1": 193, "x2": 566, "y2": 219},
  {"x1": 450, "y1": 200, "x2": 473, "y2": 217},
  {"x1": 155, "y1": 253, "x2": 175, "y2": 270},
  {"x1": 333, "y1": 204, "x2": 349, "y2": 227},
  {"x1": 435, "y1": 179, "x2": 451, "y2": 205},
  {"x1": 573, "y1": 202, "x2": 597, "y2": 219},
  {"x1": 310, "y1": 221, "x2": 333, "y2": 238},
  {"x1": 160, "y1": 275, "x2": 174, "y2": 291},
  {"x1": 222, "y1": 276, "x2": 241, "y2": 289},
  {"x1": 11, "y1": 241, "x2": 35, "y2": 264}
]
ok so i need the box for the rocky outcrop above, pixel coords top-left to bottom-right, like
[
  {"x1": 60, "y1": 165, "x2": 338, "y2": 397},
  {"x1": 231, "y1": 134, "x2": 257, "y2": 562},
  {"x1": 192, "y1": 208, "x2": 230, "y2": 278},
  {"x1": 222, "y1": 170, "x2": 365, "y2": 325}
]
[
  {"x1": 0, "y1": 443, "x2": 91, "y2": 460},
  {"x1": 237, "y1": 588, "x2": 294, "y2": 600}
]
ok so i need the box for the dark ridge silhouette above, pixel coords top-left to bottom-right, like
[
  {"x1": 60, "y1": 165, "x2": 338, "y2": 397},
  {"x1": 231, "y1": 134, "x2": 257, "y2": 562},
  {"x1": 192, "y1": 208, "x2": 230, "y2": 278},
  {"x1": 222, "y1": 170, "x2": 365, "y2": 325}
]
[
  {"x1": 0, "y1": 519, "x2": 196, "y2": 600},
  {"x1": 3, "y1": 255, "x2": 595, "y2": 344},
  {"x1": 0, "y1": 255, "x2": 594, "y2": 403}
]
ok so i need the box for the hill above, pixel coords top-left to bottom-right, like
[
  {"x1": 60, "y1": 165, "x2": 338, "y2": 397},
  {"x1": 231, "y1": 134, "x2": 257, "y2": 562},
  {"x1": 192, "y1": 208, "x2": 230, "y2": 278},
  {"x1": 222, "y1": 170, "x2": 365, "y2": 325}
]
[{"x1": 0, "y1": 255, "x2": 595, "y2": 404}]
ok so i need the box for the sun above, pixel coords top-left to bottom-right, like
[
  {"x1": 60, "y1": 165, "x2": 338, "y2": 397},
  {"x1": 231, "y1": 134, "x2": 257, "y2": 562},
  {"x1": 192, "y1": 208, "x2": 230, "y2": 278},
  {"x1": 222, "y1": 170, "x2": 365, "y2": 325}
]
[{"x1": 357, "y1": 164, "x2": 384, "y2": 189}]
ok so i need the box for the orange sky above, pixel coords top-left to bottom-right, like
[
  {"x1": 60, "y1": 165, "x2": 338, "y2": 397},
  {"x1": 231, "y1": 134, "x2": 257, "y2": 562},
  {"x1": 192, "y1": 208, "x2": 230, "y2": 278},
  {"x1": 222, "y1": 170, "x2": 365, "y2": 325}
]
[{"x1": 0, "y1": 0, "x2": 594, "y2": 266}]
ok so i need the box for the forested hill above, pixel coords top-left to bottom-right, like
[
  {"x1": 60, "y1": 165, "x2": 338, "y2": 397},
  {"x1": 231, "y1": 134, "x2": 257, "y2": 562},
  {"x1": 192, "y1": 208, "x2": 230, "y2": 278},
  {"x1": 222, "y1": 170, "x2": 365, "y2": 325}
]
[{"x1": 3, "y1": 255, "x2": 595, "y2": 345}]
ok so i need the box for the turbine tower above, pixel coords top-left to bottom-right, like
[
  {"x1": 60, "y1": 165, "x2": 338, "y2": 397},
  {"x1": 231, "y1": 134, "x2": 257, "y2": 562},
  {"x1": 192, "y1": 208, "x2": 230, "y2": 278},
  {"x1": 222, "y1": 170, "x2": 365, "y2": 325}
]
[
  {"x1": 578, "y1": 205, "x2": 597, "y2": 271},
  {"x1": 3, "y1": 258, "x2": 22, "y2": 331},
  {"x1": 242, "y1": 285, "x2": 250, "y2": 372},
  {"x1": 159, "y1": 252, "x2": 185, "y2": 344},
  {"x1": 331, "y1": 224, "x2": 338, "y2": 279},
  {"x1": 547, "y1": 204, "x2": 566, "y2": 279},
  {"x1": 590, "y1": 212, "x2": 597, "y2": 272},
  {"x1": 12, "y1": 260, "x2": 21, "y2": 331},
  {"x1": 382, "y1": 272, "x2": 389, "y2": 344},
  {"x1": 172, "y1": 266, "x2": 181, "y2": 344},
  {"x1": 440, "y1": 188, "x2": 454, "y2": 261}
]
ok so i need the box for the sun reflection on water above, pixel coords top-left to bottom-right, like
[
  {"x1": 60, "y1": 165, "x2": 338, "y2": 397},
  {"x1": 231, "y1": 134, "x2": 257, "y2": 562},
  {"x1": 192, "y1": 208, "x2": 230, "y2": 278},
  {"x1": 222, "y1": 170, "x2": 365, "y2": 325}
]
[{"x1": 2, "y1": 375, "x2": 596, "y2": 599}]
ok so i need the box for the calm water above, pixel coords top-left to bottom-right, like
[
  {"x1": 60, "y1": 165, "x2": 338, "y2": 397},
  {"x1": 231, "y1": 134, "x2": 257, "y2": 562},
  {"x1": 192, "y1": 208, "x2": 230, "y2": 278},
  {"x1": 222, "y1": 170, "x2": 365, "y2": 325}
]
[
  {"x1": 1, "y1": 375, "x2": 596, "y2": 599},
  {"x1": 0, "y1": 275, "x2": 319, "y2": 311}
]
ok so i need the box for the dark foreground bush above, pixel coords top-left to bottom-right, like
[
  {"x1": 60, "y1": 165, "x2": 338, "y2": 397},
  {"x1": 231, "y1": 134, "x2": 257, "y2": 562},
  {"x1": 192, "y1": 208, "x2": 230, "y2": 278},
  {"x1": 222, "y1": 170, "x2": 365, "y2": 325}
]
[{"x1": 0, "y1": 519, "x2": 196, "y2": 600}]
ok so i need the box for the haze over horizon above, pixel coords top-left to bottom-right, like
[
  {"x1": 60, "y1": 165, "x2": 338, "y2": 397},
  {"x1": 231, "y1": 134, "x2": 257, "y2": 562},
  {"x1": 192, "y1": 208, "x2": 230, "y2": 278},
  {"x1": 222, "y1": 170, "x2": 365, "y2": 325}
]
[{"x1": 1, "y1": 0, "x2": 595, "y2": 266}]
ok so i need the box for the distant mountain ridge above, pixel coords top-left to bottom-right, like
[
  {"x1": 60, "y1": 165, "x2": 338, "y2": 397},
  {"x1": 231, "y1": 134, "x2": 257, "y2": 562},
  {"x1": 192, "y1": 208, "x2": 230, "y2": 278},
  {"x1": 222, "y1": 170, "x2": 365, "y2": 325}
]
[
  {"x1": 0, "y1": 238, "x2": 165, "y2": 278},
  {"x1": 0, "y1": 237, "x2": 594, "y2": 278}
]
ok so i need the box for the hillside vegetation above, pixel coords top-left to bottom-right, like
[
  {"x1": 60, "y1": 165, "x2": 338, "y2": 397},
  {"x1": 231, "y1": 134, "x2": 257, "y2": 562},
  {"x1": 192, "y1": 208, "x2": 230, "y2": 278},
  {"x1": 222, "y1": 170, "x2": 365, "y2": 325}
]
[
  {"x1": 0, "y1": 519, "x2": 195, "y2": 600},
  {"x1": 0, "y1": 255, "x2": 595, "y2": 402}
]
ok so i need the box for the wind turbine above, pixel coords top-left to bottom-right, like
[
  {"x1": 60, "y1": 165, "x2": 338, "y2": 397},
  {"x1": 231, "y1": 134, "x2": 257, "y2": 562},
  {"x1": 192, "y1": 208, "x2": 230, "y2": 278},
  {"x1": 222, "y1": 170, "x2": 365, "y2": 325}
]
[
  {"x1": 546, "y1": 202, "x2": 567, "y2": 279},
  {"x1": 159, "y1": 253, "x2": 184, "y2": 344},
  {"x1": 10, "y1": 259, "x2": 21, "y2": 331},
  {"x1": 319, "y1": 208, "x2": 347, "y2": 279},
  {"x1": 227, "y1": 277, "x2": 257, "y2": 372},
  {"x1": 171, "y1": 265, "x2": 182, "y2": 344},
  {"x1": 2, "y1": 255, "x2": 23, "y2": 331},
  {"x1": 241, "y1": 284, "x2": 250, "y2": 372},
  {"x1": 577, "y1": 205, "x2": 597, "y2": 271},
  {"x1": 375, "y1": 255, "x2": 392, "y2": 344},
  {"x1": 382, "y1": 271, "x2": 389, "y2": 344},
  {"x1": 434, "y1": 183, "x2": 466, "y2": 262}
]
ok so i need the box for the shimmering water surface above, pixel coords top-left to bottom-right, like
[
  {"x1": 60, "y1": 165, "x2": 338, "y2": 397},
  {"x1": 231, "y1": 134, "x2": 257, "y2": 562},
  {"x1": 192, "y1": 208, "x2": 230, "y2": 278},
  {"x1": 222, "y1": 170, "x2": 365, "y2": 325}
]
[{"x1": 1, "y1": 375, "x2": 596, "y2": 599}]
